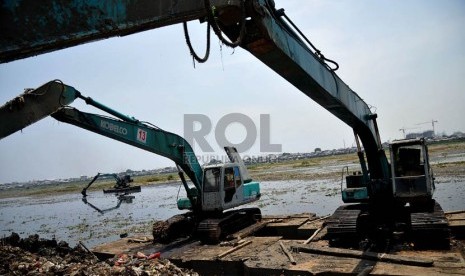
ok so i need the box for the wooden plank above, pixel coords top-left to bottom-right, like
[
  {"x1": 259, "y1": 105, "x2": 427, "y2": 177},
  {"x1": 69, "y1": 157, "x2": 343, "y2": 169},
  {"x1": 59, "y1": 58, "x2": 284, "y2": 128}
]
[
  {"x1": 227, "y1": 220, "x2": 271, "y2": 240},
  {"x1": 217, "y1": 240, "x2": 252, "y2": 259},
  {"x1": 127, "y1": 237, "x2": 152, "y2": 243},
  {"x1": 293, "y1": 245, "x2": 434, "y2": 267},
  {"x1": 445, "y1": 210, "x2": 465, "y2": 215},
  {"x1": 279, "y1": 241, "x2": 296, "y2": 265},
  {"x1": 303, "y1": 227, "x2": 323, "y2": 244},
  {"x1": 306, "y1": 215, "x2": 331, "y2": 224},
  {"x1": 268, "y1": 217, "x2": 309, "y2": 227},
  {"x1": 263, "y1": 213, "x2": 316, "y2": 220}
]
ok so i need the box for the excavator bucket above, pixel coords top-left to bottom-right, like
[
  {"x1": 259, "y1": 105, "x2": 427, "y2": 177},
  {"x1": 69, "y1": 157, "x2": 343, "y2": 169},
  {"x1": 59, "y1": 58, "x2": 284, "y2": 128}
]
[{"x1": 0, "y1": 81, "x2": 79, "y2": 139}]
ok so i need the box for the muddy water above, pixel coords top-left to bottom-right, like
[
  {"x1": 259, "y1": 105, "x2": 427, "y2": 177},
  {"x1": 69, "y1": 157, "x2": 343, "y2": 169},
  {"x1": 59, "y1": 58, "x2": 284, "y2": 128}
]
[{"x1": 0, "y1": 179, "x2": 464, "y2": 248}]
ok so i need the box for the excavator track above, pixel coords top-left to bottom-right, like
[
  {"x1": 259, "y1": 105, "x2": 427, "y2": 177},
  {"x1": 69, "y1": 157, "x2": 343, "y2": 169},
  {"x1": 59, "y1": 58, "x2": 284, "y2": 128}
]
[
  {"x1": 326, "y1": 204, "x2": 363, "y2": 245},
  {"x1": 410, "y1": 200, "x2": 450, "y2": 248},
  {"x1": 196, "y1": 208, "x2": 261, "y2": 244},
  {"x1": 326, "y1": 201, "x2": 450, "y2": 248}
]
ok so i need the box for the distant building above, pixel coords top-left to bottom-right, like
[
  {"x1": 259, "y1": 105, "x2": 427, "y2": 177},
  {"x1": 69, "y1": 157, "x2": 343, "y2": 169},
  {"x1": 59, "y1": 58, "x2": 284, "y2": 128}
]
[{"x1": 406, "y1": 130, "x2": 434, "y2": 139}]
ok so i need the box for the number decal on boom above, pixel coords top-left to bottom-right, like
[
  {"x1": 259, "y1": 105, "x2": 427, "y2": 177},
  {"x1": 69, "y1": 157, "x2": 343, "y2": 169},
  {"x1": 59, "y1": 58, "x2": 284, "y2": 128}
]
[{"x1": 137, "y1": 129, "x2": 147, "y2": 143}]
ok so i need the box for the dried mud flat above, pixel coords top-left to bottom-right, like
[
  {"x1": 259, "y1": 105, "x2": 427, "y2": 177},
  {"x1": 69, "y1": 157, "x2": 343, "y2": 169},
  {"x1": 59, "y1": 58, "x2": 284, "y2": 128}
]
[{"x1": 0, "y1": 233, "x2": 198, "y2": 275}]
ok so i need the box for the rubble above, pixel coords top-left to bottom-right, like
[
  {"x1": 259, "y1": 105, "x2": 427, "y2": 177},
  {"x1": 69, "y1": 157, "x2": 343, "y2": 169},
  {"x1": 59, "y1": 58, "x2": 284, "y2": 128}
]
[{"x1": 1, "y1": 233, "x2": 198, "y2": 275}]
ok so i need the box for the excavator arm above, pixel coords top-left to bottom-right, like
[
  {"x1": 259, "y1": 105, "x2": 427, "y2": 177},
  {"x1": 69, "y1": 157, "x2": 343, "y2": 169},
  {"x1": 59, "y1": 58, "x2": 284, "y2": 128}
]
[
  {"x1": 0, "y1": 80, "x2": 203, "y2": 208},
  {"x1": 52, "y1": 106, "x2": 202, "y2": 190},
  {"x1": 232, "y1": 0, "x2": 390, "y2": 180}
]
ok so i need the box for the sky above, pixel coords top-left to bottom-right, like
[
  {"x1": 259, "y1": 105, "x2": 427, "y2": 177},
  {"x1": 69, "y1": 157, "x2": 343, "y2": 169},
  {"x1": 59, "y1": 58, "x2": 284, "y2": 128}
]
[{"x1": 0, "y1": 0, "x2": 464, "y2": 183}]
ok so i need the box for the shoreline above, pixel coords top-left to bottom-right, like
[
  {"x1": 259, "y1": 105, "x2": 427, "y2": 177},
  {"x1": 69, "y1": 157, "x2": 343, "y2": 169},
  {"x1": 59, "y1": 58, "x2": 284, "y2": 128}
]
[{"x1": 1, "y1": 140, "x2": 464, "y2": 199}]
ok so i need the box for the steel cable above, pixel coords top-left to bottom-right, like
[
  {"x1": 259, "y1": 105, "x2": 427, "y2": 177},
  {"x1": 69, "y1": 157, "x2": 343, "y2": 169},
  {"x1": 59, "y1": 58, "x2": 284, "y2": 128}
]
[{"x1": 183, "y1": 21, "x2": 211, "y2": 64}]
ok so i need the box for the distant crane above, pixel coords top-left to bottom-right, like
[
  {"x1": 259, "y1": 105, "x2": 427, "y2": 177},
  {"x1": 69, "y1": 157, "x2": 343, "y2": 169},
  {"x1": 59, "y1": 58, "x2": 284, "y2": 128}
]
[
  {"x1": 399, "y1": 127, "x2": 419, "y2": 139},
  {"x1": 416, "y1": 119, "x2": 438, "y2": 136}
]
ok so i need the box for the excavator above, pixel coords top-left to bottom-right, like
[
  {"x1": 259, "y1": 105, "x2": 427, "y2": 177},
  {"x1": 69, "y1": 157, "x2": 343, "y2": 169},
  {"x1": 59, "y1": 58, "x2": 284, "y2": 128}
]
[
  {"x1": 0, "y1": 80, "x2": 261, "y2": 243},
  {"x1": 0, "y1": 0, "x2": 449, "y2": 247},
  {"x1": 79, "y1": 173, "x2": 140, "y2": 215},
  {"x1": 80, "y1": 172, "x2": 141, "y2": 214},
  {"x1": 81, "y1": 173, "x2": 140, "y2": 196}
]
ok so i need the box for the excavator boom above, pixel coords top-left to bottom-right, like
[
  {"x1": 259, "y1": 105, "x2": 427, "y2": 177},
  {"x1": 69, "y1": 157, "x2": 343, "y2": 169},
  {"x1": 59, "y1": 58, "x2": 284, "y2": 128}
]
[
  {"x1": 0, "y1": 81, "x2": 203, "y2": 197},
  {"x1": 0, "y1": 0, "x2": 242, "y2": 63},
  {"x1": 235, "y1": 0, "x2": 388, "y2": 179},
  {"x1": 53, "y1": 107, "x2": 202, "y2": 190}
]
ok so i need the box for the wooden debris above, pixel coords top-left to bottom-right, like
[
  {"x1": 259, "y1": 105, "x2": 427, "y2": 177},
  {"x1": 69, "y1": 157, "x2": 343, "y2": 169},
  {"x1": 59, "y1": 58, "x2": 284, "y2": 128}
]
[
  {"x1": 220, "y1": 239, "x2": 247, "y2": 247},
  {"x1": 279, "y1": 241, "x2": 296, "y2": 265},
  {"x1": 306, "y1": 215, "x2": 330, "y2": 224},
  {"x1": 217, "y1": 240, "x2": 252, "y2": 259},
  {"x1": 445, "y1": 210, "x2": 465, "y2": 215},
  {"x1": 292, "y1": 245, "x2": 434, "y2": 267},
  {"x1": 264, "y1": 213, "x2": 315, "y2": 220},
  {"x1": 303, "y1": 227, "x2": 323, "y2": 244},
  {"x1": 127, "y1": 237, "x2": 152, "y2": 243},
  {"x1": 78, "y1": 241, "x2": 98, "y2": 260},
  {"x1": 227, "y1": 220, "x2": 272, "y2": 240}
]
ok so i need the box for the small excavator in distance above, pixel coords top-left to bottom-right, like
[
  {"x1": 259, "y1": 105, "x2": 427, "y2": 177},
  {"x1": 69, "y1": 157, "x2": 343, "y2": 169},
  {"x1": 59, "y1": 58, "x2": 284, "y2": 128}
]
[
  {"x1": 0, "y1": 80, "x2": 261, "y2": 243},
  {"x1": 0, "y1": 0, "x2": 449, "y2": 247},
  {"x1": 80, "y1": 173, "x2": 141, "y2": 215},
  {"x1": 79, "y1": 172, "x2": 141, "y2": 215},
  {"x1": 81, "y1": 173, "x2": 140, "y2": 197}
]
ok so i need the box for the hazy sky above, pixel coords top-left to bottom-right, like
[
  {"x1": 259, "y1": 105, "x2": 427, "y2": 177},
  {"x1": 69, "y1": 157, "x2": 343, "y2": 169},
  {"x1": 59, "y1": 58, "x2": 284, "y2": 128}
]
[{"x1": 1, "y1": 0, "x2": 464, "y2": 183}]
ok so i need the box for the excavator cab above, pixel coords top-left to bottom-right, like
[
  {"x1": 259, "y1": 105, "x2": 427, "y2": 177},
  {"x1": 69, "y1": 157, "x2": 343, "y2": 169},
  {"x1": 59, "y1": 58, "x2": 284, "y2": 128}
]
[
  {"x1": 177, "y1": 159, "x2": 260, "y2": 212},
  {"x1": 200, "y1": 163, "x2": 260, "y2": 212},
  {"x1": 341, "y1": 170, "x2": 369, "y2": 203},
  {"x1": 177, "y1": 147, "x2": 260, "y2": 212},
  {"x1": 389, "y1": 138, "x2": 434, "y2": 205}
]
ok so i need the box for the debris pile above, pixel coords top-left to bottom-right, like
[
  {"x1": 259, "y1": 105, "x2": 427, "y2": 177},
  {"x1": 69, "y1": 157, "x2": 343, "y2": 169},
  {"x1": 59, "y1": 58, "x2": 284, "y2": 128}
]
[
  {"x1": 1, "y1": 233, "x2": 198, "y2": 275},
  {"x1": 111, "y1": 251, "x2": 196, "y2": 275},
  {"x1": 152, "y1": 213, "x2": 194, "y2": 243}
]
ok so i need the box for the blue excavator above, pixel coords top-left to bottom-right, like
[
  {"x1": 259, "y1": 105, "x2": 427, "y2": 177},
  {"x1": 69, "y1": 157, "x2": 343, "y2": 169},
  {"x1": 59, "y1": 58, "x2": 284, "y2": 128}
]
[
  {"x1": 0, "y1": 0, "x2": 448, "y2": 247},
  {"x1": 0, "y1": 80, "x2": 261, "y2": 243}
]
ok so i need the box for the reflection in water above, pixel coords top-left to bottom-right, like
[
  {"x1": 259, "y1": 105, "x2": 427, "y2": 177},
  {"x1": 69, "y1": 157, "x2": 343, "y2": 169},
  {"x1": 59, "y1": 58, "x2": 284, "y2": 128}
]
[
  {"x1": 82, "y1": 193, "x2": 136, "y2": 214},
  {"x1": 0, "y1": 179, "x2": 463, "y2": 247}
]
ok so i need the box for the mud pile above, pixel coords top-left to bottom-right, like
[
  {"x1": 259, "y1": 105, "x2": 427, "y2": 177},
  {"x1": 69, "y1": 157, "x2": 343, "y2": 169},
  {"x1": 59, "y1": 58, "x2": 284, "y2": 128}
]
[
  {"x1": 1, "y1": 233, "x2": 198, "y2": 275},
  {"x1": 152, "y1": 213, "x2": 194, "y2": 243}
]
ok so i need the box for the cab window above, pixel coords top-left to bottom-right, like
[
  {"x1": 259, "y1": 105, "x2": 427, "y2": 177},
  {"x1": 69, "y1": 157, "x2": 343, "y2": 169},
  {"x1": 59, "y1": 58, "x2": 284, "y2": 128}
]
[
  {"x1": 224, "y1": 167, "x2": 235, "y2": 189},
  {"x1": 233, "y1": 166, "x2": 242, "y2": 186},
  {"x1": 393, "y1": 145, "x2": 424, "y2": 177},
  {"x1": 203, "y1": 168, "x2": 220, "y2": 192}
]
